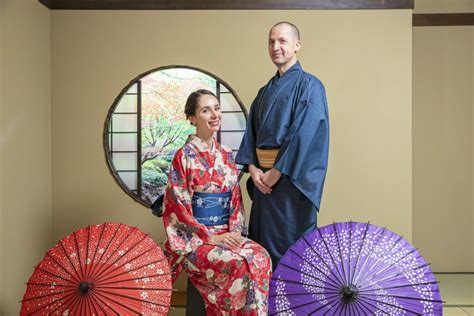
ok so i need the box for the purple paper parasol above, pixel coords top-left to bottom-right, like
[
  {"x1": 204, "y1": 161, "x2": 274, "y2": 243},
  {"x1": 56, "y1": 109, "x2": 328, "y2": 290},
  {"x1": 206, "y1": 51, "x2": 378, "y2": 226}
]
[{"x1": 269, "y1": 221, "x2": 443, "y2": 315}]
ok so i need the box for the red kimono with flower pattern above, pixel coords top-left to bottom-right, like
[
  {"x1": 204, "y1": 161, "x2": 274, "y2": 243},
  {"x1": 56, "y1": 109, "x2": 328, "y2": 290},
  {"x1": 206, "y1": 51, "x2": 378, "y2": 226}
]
[{"x1": 162, "y1": 135, "x2": 271, "y2": 315}]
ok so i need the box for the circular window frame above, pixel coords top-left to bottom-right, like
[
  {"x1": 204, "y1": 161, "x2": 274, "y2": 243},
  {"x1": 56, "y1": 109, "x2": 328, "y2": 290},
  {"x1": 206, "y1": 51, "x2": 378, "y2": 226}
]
[{"x1": 103, "y1": 65, "x2": 248, "y2": 208}]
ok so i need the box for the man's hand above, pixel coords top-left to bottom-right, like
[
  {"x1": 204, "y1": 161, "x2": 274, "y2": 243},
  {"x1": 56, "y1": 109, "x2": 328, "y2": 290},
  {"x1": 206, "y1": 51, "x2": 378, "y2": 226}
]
[
  {"x1": 249, "y1": 164, "x2": 272, "y2": 194},
  {"x1": 261, "y1": 168, "x2": 281, "y2": 188}
]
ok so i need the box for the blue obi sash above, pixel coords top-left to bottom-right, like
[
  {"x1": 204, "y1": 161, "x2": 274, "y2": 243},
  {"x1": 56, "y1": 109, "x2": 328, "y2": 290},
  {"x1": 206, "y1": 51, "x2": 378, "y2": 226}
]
[{"x1": 192, "y1": 191, "x2": 231, "y2": 226}]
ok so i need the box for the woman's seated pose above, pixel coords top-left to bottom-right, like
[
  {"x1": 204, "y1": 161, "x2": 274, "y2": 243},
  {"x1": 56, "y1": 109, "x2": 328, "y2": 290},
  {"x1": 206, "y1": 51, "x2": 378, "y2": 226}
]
[{"x1": 162, "y1": 89, "x2": 272, "y2": 315}]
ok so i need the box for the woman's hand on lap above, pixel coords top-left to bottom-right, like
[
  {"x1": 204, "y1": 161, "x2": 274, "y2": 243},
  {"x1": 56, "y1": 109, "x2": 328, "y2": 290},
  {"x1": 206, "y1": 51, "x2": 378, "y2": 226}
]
[{"x1": 210, "y1": 232, "x2": 242, "y2": 249}]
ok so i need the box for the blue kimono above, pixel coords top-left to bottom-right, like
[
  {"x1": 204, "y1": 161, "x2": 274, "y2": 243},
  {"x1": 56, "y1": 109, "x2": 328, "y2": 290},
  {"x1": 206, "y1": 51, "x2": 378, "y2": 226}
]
[{"x1": 236, "y1": 62, "x2": 329, "y2": 269}]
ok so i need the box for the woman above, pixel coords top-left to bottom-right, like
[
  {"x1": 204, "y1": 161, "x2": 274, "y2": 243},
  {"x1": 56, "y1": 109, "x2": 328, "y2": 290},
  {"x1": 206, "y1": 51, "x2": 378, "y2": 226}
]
[{"x1": 162, "y1": 89, "x2": 272, "y2": 315}]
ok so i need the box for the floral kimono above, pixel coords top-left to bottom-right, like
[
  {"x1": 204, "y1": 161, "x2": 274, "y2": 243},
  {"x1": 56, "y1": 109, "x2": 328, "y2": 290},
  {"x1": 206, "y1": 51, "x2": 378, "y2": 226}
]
[{"x1": 162, "y1": 135, "x2": 272, "y2": 315}]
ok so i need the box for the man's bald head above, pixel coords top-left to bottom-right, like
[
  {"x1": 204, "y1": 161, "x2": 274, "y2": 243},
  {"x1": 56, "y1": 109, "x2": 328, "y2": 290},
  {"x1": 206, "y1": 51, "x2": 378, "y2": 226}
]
[
  {"x1": 270, "y1": 21, "x2": 300, "y2": 41},
  {"x1": 268, "y1": 21, "x2": 301, "y2": 73}
]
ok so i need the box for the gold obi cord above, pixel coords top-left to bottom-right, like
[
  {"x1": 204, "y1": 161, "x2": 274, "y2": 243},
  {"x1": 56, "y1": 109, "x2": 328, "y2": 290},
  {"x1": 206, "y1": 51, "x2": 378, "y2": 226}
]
[{"x1": 256, "y1": 148, "x2": 280, "y2": 169}]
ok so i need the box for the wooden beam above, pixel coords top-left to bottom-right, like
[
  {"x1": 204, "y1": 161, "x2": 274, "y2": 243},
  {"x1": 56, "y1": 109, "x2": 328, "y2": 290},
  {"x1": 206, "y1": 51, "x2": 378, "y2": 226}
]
[
  {"x1": 413, "y1": 13, "x2": 474, "y2": 27},
  {"x1": 38, "y1": 0, "x2": 414, "y2": 10},
  {"x1": 39, "y1": 0, "x2": 52, "y2": 7}
]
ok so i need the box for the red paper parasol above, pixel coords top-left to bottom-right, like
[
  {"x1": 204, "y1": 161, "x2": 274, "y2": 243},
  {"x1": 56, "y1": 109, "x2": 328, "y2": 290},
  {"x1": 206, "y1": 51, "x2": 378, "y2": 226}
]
[{"x1": 21, "y1": 222, "x2": 172, "y2": 315}]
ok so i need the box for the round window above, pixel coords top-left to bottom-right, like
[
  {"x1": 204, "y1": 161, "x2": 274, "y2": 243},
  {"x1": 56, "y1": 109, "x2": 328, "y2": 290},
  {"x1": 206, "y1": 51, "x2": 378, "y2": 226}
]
[{"x1": 104, "y1": 65, "x2": 247, "y2": 207}]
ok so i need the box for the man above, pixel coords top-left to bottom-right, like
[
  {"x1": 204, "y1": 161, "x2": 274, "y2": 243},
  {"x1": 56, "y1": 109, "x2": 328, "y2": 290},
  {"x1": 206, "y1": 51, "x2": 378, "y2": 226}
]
[{"x1": 236, "y1": 21, "x2": 329, "y2": 269}]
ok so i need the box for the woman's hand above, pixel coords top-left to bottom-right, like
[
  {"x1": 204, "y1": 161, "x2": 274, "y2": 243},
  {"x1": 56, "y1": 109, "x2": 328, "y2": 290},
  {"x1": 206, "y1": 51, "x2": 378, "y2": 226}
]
[{"x1": 210, "y1": 232, "x2": 242, "y2": 249}]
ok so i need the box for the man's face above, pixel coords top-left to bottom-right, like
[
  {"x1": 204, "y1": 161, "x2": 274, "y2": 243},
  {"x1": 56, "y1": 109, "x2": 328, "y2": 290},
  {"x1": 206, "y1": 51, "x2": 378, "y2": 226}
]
[{"x1": 268, "y1": 24, "x2": 301, "y2": 69}]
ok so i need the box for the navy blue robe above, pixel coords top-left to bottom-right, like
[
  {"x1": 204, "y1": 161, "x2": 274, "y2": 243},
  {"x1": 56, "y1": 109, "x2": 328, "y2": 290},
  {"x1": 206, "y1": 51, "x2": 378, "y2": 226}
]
[{"x1": 236, "y1": 62, "x2": 329, "y2": 268}]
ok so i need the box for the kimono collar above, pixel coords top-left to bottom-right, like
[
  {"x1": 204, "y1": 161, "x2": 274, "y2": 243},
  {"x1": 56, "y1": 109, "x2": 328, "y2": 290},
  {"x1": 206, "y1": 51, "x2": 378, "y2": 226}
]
[
  {"x1": 275, "y1": 61, "x2": 302, "y2": 79},
  {"x1": 186, "y1": 134, "x2": 218, "y2": 154}
]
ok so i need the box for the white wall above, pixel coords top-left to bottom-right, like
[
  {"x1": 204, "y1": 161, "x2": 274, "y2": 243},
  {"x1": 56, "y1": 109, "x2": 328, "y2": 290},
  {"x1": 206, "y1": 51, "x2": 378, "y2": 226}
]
[
  {"x1": 413, "y1": 0, "x2": 474, "y2": 271},
  {"x1": 0, "y1": 0, "x2": 52, "y2": 314}
]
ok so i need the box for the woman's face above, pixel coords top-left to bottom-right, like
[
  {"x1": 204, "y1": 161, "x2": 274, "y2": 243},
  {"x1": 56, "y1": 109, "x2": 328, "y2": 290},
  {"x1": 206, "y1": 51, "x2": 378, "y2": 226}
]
[{"x1": 190, "y1": 94, "x2": 221, "y2": 135}]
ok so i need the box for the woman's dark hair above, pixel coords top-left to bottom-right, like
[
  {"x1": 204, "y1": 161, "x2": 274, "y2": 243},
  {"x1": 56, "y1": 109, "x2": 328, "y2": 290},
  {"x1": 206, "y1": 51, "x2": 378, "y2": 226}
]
[{"x1": 184, "y1": 89, "x2": 217, "y2": 119}]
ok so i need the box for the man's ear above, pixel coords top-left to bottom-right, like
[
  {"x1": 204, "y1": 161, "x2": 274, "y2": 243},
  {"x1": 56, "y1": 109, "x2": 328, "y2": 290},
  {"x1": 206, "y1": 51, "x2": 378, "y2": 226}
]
[{"x1": 295, "y1": 40, "x2": 302, "y2": 53}]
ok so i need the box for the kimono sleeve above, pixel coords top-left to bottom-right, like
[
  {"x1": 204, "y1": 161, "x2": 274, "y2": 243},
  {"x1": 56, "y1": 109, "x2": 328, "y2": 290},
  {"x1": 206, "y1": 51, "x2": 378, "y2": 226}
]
[
  {"x1": 162, "y1": 149, "x2": 211, "y2": 256},
  {"x1": 228, "y1": 184, "x2": 248, "y2": 236},
  {"x1": 273, "y1": 78, "x2": 330, "y2": 210},
  {"x1": 223, "y1": 147, "x2": 248, "y2": 235}
]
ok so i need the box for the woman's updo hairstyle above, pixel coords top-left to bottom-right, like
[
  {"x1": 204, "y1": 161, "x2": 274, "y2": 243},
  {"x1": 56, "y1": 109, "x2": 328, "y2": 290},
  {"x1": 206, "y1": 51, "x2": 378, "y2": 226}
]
[{"x1": 184, "y1": 89, "x2": 218, "y2": 120}]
